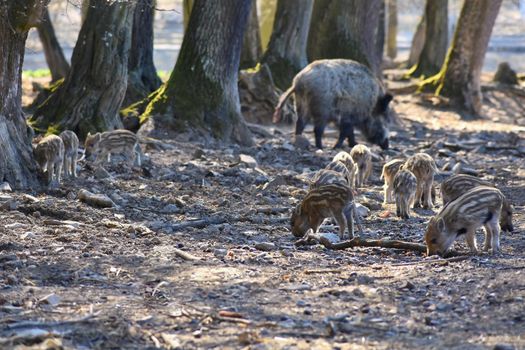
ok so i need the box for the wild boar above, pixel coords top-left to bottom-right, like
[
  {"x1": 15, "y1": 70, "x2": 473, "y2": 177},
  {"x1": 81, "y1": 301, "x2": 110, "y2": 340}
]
[
  {"x1": 402, "y1": 153, "x2": 438, "y2": 209},
  {"x1": 350, "y1": 144, "x2": 372, "y2": 188},
  {"x1": 33, "y1": 135, "x2": 64, "y2": 185},
  {"x1": 441, "y1": 174, "x2": 513, "y2": 232},
  {"x1": 59, "y1": 130, "x2": 79, "y2": 178},
  {"x1": 85, "y1": 129, "x2": 141, "y2": 167},
  {"x1": 425, "y1": 186, "x2": 507, "y2": 256},
  {"x1": 393, "y1": 169, "x2": 417, "y2": 219},
  {"x1": 273, "y1": 59, "x2": 393, "y2": 150},
  {"x1": 381, "y1": 158, "x2": 405, "y2": 204}
]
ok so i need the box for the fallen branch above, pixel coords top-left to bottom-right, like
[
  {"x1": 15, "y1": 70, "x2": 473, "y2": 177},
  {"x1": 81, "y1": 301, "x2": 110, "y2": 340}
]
[
  {"x1": 169, "y1": 216, "x2": 228, "y2": 231},
  {"x1": 172, "y1": 248, "x2": 200, "y2": 261},
  {"x1": 3, "y1": 313, "x2": 98, "y2": 331},
  {"x1": 319, "y1": 236, "x2": 427, "y2": 253},
  {"x1": 78, "y1": 189, "x2": 115, "y2": 208},
  {"x1": 304, "y1": 269, "x2": 343, "y2": 275},
  {"x1": 390, "y1": 255, "x2": 471, "y2": 267}
]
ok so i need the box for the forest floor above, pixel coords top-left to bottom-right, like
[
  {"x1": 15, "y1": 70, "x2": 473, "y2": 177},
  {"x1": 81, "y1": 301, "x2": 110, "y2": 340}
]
[{"x1": 1, "y1": 75, "x2": 525, "y2": 349}]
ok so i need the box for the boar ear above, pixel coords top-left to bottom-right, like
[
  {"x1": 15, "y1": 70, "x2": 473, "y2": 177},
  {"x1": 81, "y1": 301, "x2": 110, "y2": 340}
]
[
  {"x1": 376, "y1": 93, "x2": 393, "y2": 114},
  {"x1": 437, "y1": 218, "x2": 445, "y2": 232}
]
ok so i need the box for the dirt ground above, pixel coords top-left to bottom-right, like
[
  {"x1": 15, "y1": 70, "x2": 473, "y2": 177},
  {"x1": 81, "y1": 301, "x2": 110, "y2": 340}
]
[{"x1": 1, "y1": 77, "x2": 525, "y2": 349}]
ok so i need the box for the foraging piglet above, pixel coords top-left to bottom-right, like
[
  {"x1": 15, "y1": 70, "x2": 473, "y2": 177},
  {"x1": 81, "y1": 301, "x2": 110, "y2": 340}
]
[
  {"x1": 425, "y1": 186, "x2": 507, "y2": 256},
  {"x1": 350, "y1": 144, "x2": 372, "y2": 188},
  {"x1": 441, "y1": 174, "x2": 513, "y2": 232},
  {"x1": 393, "y1": 169, "x2": 417, "y2": 219},
  {"x1": 324, "y1": 160, "x2": 353, "y2": 187},
  {"x1": 33, "y1": 135, "x2": 64, "y2": 184},
  {"x1": 402, "y1": 153, "x2": 438, "y2": 209},
  {"x1": 291, "y1": 183, "x2": 356, "y2": 240},
  {"x1": 273, "y1": 59, "x2": 394, "y2": 149},
  {"x1": 310, "y1": 169, "x2": 348, "y2": 189},
  {"x1": 381, "y1": 158, "x2": 405, "y2": 204},
  {"x1": 332, "y1": 151, "x2": 356, "y2": 187},
  {"x1": 59, "y1": 130, "x2": 79, "y2": 178},
  {"x1": 85, "y1": 129, "x2": 141, "y2": 167}
]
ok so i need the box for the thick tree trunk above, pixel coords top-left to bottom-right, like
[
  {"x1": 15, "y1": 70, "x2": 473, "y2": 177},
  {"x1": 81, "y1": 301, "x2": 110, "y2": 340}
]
[
  {"x1": 407, "y1": 12, "x2": 426, "y2": 68},
  {"x1": 31, "y1": 0, "x2": 135, "y2": 139},
  {"x1": 183, "y1": 0, "x2": 193, "y2": 31},
  {"x1": 307, "y1": 0, "x2": 383, "y2": 74},
  {"x1": 0, "y1": 0, "x2": 49, "y2": 189},
  {"x1": 423, "y1": 0, "x2": 502, "y2": 116},
  {"x1": 123, "y1": 0, "x2": 161, "y2": 107},
  {"x1": 259, "y1": 0, "x2": 277, "y2": 50},
  {"x1": 376, "y1": 0, "x2": 386, "y2": 64},
  {"x1": 141, "y1": 0, "x2": 254, "y2": 146},
  {"x1": 410, "y1": 0, "x2": 448, "y2": 77},
  {"x1": 240, "y1": 4, "x2": 262, "y2": 70},
  {"x1": 37, "y1": 8, "x2": 70, "y2": 82},
  {"x1": 260, "y1": 0, "x2": 313, "y2": 89},
  {"x1": 386, "y1": 0, "x2": 397, "y2": 59}
]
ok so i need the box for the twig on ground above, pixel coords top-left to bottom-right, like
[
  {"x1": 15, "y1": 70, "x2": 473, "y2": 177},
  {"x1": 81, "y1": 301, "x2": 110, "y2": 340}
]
[
  {"x1": 390, "y1": 255, "x2": 471, "y2": 266},
  {"x1": 170, "y1": 216, "x2": 228, "y2": 231},
  {"x1": 3, "y1": 313, "x2": 99, "y2": 331},
  {"x1": 319, "y1": 236, "x2": 427, "y2": 253},
  {"x1": 304, "y1": 269, "x2": 343, "y2": 275},
  {"x1": 172, "y1": 248, "x2": 200, "y2": 261}
]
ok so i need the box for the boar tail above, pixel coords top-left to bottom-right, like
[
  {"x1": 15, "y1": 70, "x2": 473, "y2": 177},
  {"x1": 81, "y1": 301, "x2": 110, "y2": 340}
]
[{"x1": 273, "y1": 85, "x2": 295, "y2": 123}]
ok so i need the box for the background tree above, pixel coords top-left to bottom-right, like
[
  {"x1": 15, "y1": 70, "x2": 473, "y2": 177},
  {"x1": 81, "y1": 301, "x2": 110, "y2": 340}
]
[
  {"x1": 183, "y1": 0, "x2": 193, "y2": 31},
  {"x1": 307, "y1": 0, "x2": 384, "y2": 74},
  {"x1": 259, "y1": 0, "x2": 277, "y2": 50},
  {"x1": 410, "y1": 0, "x2": 448, "y2": 77},
  {"x1": 141, "y1": 0, "x2": 254, "y2": 146},
  {"x1": 407, "y1": 11, "x2": 426, "y2": 68},
  {"x1": 386, "y1": 0, "x2": 397, "y2": 59},
  {"x1": 240, "y1": 4, "x2": 262, "y2": 70},
  {"x1": 422, "y1": 0, "x2": 502, "y2": 116},
  {"x1": 260, "y1": 0, "x2": 313, "y2": 89},
  {"x1": 0, "y1": 0, "x2": 49, "y2": 189},
  {"x1": 37, "y1": 8, "x2": 70, "y2": 82},
  {"x1": 123, "y1": 0, "x2": 162, "y2": 106},
  {"x1": 31, "y1": 0, "x2": 135, "y2": 138}
]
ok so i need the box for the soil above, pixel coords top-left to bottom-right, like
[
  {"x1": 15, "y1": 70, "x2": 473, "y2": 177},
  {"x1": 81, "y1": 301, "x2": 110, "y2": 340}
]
[{"x1": 1, "y1": 76, "x2": 525, "y2": 349}]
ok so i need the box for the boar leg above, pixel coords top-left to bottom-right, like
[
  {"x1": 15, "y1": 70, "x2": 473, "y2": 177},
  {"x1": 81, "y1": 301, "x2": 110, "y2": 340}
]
[
  {"x1": 423, "y1": 180, "x2": 433, "y2": 209},
  {"x1": 313, "y1": 124, "x2": 325, "y2": 149},
  {"x1": 295, "y1": 115, "x2": 306, "y2": 135},
  {"x1": 334, "y1": 121, "x2": 354, "y2": 149},
  {"x1": 483, "y1": 223, "x2": 493, "y2": 251},
  {"x1": 332, "y1": 210, "x2": 348, "y2": 240},
  {"x1": 465, "y1": 229, "x2": 479, "y2": 254},
  {"x1": 491, "y1": 222, "x2": 501, "y2": 254}
]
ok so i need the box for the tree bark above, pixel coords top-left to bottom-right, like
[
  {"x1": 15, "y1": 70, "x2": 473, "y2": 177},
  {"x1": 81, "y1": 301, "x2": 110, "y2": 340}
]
[
  {"x1": 260, "y1": 0, "x2": 313, "y2": 89},
  {"x1": 37, "y1": 8, "x2": 70, "y2": 82},
  {"x1": 407, "y1": 11, "x2": 426, "y2": 68},
  {"x1": 410, "y1": 0, "x2": 448, "y2": 77},
  {"x1": 386, "y1": 0, "x2": 397, "y2": 59},
  {"x1": 31, "y1": 0, "x2": 135, "y2": 139},
  {"x1": 307, "y1": 0, "x2": 384, "y2": 75},
  {"x1": 0, "y1": 0, "x2": 49, "y2": 189},
  {"x1": 240, "y1": 3, "x2": 262, "y2": 70},
  {"x1": 183, "y1": 0, "x2": 193, "y2": 31},
  {"x1": 259, "y1": 0, "x2": 277, "y2": 50},
  {"x1": 141, "y1": 0, "x2": 254, "y2": 146},
  {"x1": 123, "y1": 0, "x2": 161, "y2": 107},
  {"x1": 422, "y1": 0, "x2": 502, "y2": 116}
]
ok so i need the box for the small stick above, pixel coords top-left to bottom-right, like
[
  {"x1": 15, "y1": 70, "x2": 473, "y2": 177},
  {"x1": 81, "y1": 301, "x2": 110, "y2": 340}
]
[
  {"x1": 319, "y1": 236, "x2": 428, "y2": 253},
  {"x1": 304, "y1": 269, "x2": 342, "y2": 275},
  {"x1": 390, "y1": 255, "x2": 471, "y2": 267},
  {"x1": 169, "y1": 216, "x2": 227, "y2": 231},
  {"x1": 78, "y1": 189, "x2": 114, "y2": 208},
  {"x1": 4, "y1": 313, "x2": 98, "y2": 330},
  {"x1": 172, "y1": 248, "x2": 200, "y2": 261}
]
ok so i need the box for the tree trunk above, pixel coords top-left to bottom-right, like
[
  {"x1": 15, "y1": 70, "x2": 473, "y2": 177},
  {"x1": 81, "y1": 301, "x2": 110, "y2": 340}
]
[
  {"x1": 240, "y1": 3, "x2": 262, "y2": 70},
  {"x1": 123, "y1": 0, "x2": 161, "y2": 107},
  {"x1": 0, "y1": 0, "x2": 49, "y2": 189},
  {"x1": 423, "y1": 0, "x2": 502, "y2": 116},
  {"x1": 376, "y1": 0, "x2": 386, "y2": 65},
  {"x1": 141, "y1": 0, "x2": 254, "y2": 146},
  {"x1": 407, "y1": 11, "x2": 426, "y2": 67},
  {"x1": 259, "y1": 0, "x2": 277, "y2": 50},
  {"x1": 307, "y1": 0, "x2": 384, "y2": 75},
  {"x1": 386, "y1": 0, "x2": 397, "y2": 59},
  {"x1": 260, "y1": 0, "x2": 313, "y2": 89},
  {"x1": 37, "y1": 8, "x2": 70, "y2": 82},
  {"x1": 183, "y1": 0, "x2": 193, "y2": 31},
  {"x1": 31, "y1": 0, "x2": 135, "y2": 139},
  {"x1": 410, "y1": 0, "x2": 448, "y2": 77}
]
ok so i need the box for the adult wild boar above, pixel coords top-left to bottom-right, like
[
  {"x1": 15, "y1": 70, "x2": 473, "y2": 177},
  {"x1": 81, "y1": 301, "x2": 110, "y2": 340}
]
[{"x1": 273, "y1": 59, "x2": 394, "y2": 150}]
